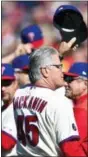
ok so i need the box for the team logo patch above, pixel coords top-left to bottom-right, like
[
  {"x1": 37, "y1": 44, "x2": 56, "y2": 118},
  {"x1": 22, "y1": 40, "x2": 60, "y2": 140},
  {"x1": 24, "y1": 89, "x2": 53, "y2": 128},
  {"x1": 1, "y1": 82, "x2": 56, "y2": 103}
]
[
  {"x1": 2, "y1": 66, "x2": 5, "y2": 75},
  {"x1": 72, "y1": 123, "x2": 77, "y2": 131},
  {"x1": 28, "y1": 32, "x2": 35, "y2": 41}
]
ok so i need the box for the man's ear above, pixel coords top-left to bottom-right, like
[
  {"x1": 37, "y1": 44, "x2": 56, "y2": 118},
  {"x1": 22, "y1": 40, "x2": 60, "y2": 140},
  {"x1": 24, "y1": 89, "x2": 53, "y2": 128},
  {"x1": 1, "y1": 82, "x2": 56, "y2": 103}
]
[
  {"x1": 41, "y1": 67, "x2": 50, "y2": 78},
  {"x1": 14, "y1": 80, "x2": 19, "y2": 89}
]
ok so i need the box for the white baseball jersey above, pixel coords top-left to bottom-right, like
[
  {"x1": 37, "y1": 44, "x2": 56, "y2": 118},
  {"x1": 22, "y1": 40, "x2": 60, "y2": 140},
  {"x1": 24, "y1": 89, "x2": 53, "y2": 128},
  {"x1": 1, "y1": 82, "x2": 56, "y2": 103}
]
[
  {"x1": 13, "y1": 85, "x2": 79, "y2": 156},
  {"x1": 2, "y1": 103, "x2": 17, "y2": 156},
  {"x1": 55, "y1": 86, "x2": 66, "y2": 96}
]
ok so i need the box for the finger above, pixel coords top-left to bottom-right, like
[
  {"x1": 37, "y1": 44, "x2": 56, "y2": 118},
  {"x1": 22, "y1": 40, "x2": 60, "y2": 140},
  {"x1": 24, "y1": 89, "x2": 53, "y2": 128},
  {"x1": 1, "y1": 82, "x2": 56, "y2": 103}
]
[
  {"x1": 68, "y1": 37, "x2": 76, "y2": 48},
  {"x1": 72, "y1": 44, "x2": 79, "y2": 51},
  {"x1": 72, "y1": 48, "x2": 76, "y2": 52},
  {"x1": 75, "y1": 44, "x2": 79, "y2": 48},
  {"x1": 72, "y1": 47, "x2": 77, "y2": 52}
]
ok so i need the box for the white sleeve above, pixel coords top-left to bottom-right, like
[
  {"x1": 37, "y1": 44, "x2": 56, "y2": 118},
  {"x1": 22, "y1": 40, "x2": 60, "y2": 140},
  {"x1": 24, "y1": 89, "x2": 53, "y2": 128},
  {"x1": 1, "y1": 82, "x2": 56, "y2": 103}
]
[
  {"x1": 2, "y1": 104, "x2": 17, "y2": 140},
  {"x1": 54, "y1": 96, "x2": 79, "y2": 144}
]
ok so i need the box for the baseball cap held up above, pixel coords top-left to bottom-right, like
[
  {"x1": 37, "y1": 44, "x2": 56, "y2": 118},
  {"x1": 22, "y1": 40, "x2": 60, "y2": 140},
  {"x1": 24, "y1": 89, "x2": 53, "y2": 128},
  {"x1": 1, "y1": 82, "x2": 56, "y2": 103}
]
[
  {"x1": 20, "y1": 24, "x2": 44, "y2": 48},
  {"x1": 53, "y1": 5, "x2": 87, "y2": 45}
]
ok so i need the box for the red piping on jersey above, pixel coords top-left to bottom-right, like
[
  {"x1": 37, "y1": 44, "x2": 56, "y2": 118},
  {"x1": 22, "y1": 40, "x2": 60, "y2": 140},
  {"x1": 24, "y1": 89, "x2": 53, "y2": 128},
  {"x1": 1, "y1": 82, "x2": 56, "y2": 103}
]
[
  {"x1": 2, "y1": 131, "x2": 16, "y2": 150},
  {"x1": 31, "y1": 84, "x2": 55, "y2": 91},
  {"x1": 22, "y1": 83, "x2": 55, "y2": 91}
]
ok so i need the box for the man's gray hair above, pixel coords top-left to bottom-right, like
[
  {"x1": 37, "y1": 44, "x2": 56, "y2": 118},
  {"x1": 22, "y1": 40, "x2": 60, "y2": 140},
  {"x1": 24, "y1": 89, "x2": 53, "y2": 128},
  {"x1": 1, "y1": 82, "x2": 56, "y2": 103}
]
[{"x1": 29, "y1": 46, "x2": 58, "y2": 83}]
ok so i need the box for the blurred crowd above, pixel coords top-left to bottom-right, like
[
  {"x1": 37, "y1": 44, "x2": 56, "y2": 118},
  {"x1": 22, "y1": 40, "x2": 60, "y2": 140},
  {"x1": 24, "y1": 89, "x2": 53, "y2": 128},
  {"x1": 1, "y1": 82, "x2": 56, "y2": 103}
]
[
  {"x1": 1, "y1": 1, "x2": 88, "y2": 71},
  {"x1": 1, "y1": 2, "x2": 88, "y2": 156}
]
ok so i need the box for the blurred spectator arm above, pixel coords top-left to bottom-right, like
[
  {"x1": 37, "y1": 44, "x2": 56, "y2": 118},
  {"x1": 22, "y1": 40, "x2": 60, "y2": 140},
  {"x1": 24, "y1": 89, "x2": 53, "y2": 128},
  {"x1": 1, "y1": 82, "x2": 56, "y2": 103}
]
[
  {"x1": 2, "y1": 52, "x2": 16, "y2": 63},
  {"x1": 2, "y1": 43, "x2": 33, "y2": 63}
]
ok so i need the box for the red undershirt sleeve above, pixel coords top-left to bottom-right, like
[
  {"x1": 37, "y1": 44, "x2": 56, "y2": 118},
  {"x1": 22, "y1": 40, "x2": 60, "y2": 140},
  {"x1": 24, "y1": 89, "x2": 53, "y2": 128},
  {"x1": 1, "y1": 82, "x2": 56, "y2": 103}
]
[
  {"x1": 60, "y1": 140, "x2": 87, "y2": 157},
  {"x1": 2, "y1": 131, "x2": 16, "y2": 151}
]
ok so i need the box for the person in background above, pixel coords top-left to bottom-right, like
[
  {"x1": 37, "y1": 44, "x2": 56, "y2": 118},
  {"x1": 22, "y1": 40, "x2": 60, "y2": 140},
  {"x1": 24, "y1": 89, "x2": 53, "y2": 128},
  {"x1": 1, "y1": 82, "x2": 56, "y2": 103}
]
[
  {"x1": 20, "y1": 24, "x2": 44, "y2": 49},
  {"x1": 12, "y1": 54, "x2": 31, "y2": 87},
  {"x1": 64, "y1": 62, "x2": 88, "y2": 156},
  {"x1": 1, "y1": 63, "x2": 19, "y2": 156},
  {"x1": 2, "y1": 24, "x2": 44, "y2": 64}
]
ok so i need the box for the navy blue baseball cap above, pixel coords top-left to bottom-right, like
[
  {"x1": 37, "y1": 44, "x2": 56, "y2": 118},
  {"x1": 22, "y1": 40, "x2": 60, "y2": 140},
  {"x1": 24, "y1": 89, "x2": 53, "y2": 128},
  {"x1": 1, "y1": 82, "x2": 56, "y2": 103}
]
[
  {"x1": 53, "y1": 5, "x2": 83, "y2": 30},
  {"x1": 64, "y1": 62, "x2": 88, "y2": 78},
  {"x1": 20, "y1": 24, "x2": 44, "y2": 48},
  {"x1": 2, "y1": 63, "x2": 15, "y2": 80},
  {"x1": 12, "y1": 54, "x2": 30, "y2": 71},
  {"x1": 53, "y1": 5, "x2": 87, "y2": 45}
]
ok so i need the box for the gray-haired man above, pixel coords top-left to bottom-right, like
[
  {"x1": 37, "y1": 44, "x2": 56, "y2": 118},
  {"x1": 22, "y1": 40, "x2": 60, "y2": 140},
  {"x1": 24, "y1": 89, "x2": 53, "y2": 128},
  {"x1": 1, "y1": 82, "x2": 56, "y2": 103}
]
[{"x1": 13, "y1": 46, "x2": 83, "y2": 156}]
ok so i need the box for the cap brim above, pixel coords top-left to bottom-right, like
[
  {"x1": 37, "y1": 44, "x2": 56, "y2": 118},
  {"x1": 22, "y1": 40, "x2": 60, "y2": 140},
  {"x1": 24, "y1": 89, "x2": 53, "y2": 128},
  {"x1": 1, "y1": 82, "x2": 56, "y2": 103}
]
[
  {"x1": 22, "y1": 66, "x2": 29, "y2": 70},
  {"x1": 2, "y1": 76, "x2": 15, "y2": 80},
  {"x1": 32, "y1": 39, "x2": 43, "y2": 48},
  {"x1": 64, "y1": 72, "x2": 79, "y2": 77}
]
